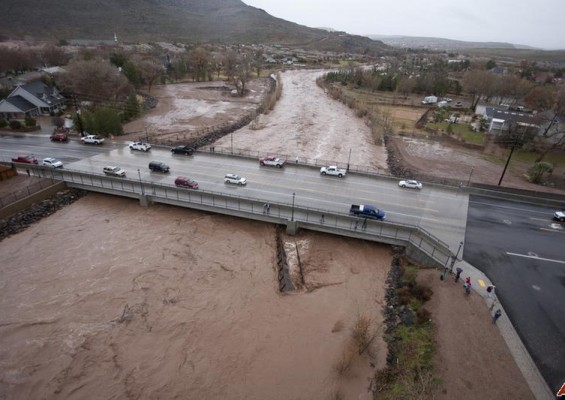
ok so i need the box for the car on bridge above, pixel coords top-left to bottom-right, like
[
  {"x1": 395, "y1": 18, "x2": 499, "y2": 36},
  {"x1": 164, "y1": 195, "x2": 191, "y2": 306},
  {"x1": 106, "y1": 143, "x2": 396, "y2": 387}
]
[
  {"x1": 399, "y1": 179, "x2": 423, "y2": 190},
  {"x1": 42, "y1": 157, "x2": 63, "y2": 168},
  {"x1": 50, "y1": 132, "x2": 69, "y2": 142},
  {"x1": 149, "y1": 161, "x2": 170, "y2": 173},
  {"x1": 224, "y1": 173, "x2": 247, "y2": 185},
  {"x1": 554, "y1": 210, "x2": 565, "y2": 222},
  {"x1": 81, "y1": 135, "x2": 105, "y2": 145},
  {"x1": 171, "y1": 145, "x2": 194, "y2": 155},
  {"x1": 259, "y1": 156, "x2": 285, "y2": 168},
  {"x1": 12, "y1": 154, "x2": 38, "y2": 164},
  {"x1": 103, "y1": 166, "x2": 126, "y2": 177},
  {"x1": 175, "y1": 176, "x2": 199, "y2": 189},
  {"x1": 129, "y1": 141, "x2": 151, "y2": 152}
]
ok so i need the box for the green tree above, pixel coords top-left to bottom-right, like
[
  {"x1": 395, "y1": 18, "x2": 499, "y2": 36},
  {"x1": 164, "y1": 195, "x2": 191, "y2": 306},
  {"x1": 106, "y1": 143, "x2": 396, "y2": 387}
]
[
  {"x1": 122, "y1": 60, "x2": 141, "y2": 88},
  {"x1": 123, "y1": 93, "x2": 140, "y2": 121},
  {"x1": 485, "y1": 60, "x2": 497, "y2": 70}
]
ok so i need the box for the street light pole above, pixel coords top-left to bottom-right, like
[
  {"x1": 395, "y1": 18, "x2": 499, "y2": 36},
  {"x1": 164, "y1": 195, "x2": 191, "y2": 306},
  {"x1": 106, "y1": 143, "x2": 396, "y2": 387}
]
[
  {"x1": 291, "y1": 192, "x2": 295, "y2": 221},
  {"x1": 137, "y1": 169, "x2": 144, "y2": 195},
  {"x1": 449, "y1": 241, "x2": 464, "y2": 272},
  {"x1": 467, "y1": 166, "x2": 474, "y2": 187},
  {"x1": 347, "y1": 148, "x2": 352, "y2": 171},
  {"x1": 231, "y1": 131, "x2": 233, "y2": 154}
]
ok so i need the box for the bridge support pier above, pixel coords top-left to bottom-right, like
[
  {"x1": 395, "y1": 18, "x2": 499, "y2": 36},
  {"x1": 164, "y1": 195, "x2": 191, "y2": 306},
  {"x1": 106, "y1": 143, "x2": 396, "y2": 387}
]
[
  {"x1": 285, "y1": 220, "x2": 299, "y2": 235},
  {"x1": 139, "y1": 195, "x2": 153, "y2": 208}
]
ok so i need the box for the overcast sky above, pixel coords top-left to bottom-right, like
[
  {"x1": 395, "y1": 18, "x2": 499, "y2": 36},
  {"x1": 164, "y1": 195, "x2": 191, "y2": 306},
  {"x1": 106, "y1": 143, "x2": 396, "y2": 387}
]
[{"x1": 242, "y1": 0, "x2": 564, "y2": 50}]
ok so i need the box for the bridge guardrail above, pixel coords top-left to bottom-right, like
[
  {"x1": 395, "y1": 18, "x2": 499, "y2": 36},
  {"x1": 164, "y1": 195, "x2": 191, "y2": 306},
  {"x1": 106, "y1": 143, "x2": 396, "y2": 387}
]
[{"x1": 23, "y1": 163, "x2": 453, "y2": 268}]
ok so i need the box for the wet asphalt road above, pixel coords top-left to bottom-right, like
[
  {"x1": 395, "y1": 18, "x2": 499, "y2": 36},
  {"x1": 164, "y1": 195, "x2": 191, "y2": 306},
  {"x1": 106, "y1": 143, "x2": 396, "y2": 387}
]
[{"x1": 465, "y1": 195, "x2": 565, "y2": 394}]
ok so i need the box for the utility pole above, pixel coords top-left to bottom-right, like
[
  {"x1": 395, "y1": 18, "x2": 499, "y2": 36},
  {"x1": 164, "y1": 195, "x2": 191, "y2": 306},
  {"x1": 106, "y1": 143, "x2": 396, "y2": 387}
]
[
  {"x1": 73, "y1": 95, "x2": 85, "y2": 137},
  {"x1": 498, "y1": 121, "x2": 518, "y2": 187}
]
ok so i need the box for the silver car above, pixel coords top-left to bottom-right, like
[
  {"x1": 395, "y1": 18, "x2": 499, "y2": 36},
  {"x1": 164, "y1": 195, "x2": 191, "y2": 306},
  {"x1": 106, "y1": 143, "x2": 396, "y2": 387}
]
[
  {"x1": 399, "y1": 180, "x2": 423, "y2": 190},
  {"x1": 224, "y1": 173, "x2": 247, "y2": 185},
  {"x1": 42, "y1": 157, "x2": 64, "y2": 168},
  {"x1": 103, "y1": 166, "x2": 126, "y2": 177}
]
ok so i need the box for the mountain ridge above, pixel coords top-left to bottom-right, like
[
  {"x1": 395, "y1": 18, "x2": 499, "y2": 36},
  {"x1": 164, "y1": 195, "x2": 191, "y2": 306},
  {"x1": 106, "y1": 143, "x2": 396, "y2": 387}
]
[{"x1": 1, "y1": 0, "x2": 389, "y2": 55}]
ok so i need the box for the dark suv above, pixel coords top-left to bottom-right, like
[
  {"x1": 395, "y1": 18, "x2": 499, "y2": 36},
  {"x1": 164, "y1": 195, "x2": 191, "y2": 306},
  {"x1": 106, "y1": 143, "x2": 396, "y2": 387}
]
[
  {"x1": 148, "y1": 161, "x2": 170, "y2": 173},
  {"x1": 171, "y1": 145, "x2": 194, "y2": 155}
]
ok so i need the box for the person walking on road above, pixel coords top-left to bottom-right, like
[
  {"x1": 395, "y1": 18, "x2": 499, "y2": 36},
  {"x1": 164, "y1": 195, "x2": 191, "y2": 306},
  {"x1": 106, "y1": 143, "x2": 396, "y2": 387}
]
[{"x1": 492, "y1": 309, "x2": 502, "y2": 324}]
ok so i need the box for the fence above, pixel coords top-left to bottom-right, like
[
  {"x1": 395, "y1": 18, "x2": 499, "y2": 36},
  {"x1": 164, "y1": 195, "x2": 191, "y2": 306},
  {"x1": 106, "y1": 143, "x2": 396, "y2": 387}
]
[{"x1": 0, "y1": 178, "x2": 57, "y2": 209}]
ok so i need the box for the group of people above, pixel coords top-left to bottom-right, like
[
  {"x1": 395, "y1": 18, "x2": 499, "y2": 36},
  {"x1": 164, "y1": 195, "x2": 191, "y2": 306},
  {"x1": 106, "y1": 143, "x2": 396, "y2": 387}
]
[{"x1": 454, "y1": 267, "x2": 502, "y2": 323}]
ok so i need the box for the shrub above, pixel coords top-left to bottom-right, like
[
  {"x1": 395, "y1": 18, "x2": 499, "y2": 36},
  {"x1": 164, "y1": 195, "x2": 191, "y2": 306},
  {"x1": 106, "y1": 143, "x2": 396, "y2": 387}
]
[
  {"x1": 0, "y1": 118, "x2": 7, "y2": 128},
  {"x1": 24, "y1": 117, "x2": 37, "y2": 127},
  {"x1": 9, "y1": 120, "x2": 22, "y2": 130}
]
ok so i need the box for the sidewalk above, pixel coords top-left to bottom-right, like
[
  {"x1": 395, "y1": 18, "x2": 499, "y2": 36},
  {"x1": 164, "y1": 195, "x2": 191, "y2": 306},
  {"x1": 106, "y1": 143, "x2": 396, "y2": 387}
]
[{"x1": 451, "y1": 259, "x2": 554, "y2": 400}]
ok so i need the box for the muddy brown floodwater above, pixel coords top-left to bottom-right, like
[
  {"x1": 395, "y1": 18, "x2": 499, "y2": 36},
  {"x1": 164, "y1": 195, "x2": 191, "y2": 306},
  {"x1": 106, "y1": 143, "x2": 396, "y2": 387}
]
[
  {"x1": 0, "y1": 194, "x2": 390, "y2": 399},
  {"x1": 0, "y1": 69, "x2": 537, "y2": 399}
]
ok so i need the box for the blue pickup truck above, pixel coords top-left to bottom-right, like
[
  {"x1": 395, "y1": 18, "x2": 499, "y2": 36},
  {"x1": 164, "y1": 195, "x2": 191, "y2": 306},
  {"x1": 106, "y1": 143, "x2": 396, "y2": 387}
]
[{"x1": 349, "y1": 204, "x2": 386, "y2": 220}]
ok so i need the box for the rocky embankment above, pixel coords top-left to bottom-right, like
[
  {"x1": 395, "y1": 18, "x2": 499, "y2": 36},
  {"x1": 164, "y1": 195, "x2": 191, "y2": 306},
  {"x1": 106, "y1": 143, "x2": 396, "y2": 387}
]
[{"x1": 0, "y1": 189, "x2": 87, "y2": 242}]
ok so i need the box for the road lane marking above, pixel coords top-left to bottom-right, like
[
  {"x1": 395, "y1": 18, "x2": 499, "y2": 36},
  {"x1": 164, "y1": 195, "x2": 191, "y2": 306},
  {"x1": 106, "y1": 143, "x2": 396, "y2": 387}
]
[
  {"x1": 539, "y1": 228, "x2": 565, "y2": 234},
  {"x1": 506, "y1": 252, "x2": 565, "y2": 264}
]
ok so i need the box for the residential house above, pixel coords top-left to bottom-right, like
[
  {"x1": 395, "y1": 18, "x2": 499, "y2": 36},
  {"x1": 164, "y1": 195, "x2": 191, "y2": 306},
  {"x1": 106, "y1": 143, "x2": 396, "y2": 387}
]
[
  {"x1": 488, "y1": 108, "x2": 540, "y2": 136},
  {"x1": 0, "y1": 81, "x2": 66, "y2": 120}
]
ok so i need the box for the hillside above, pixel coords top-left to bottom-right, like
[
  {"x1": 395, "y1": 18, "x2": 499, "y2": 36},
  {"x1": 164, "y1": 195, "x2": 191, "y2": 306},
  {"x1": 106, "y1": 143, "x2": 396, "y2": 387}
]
[
  {"x1": 367, "y1": 34, "x2": 531, "y2": 50},
  {"x1": 2, "y1": 0, "x2": 389, "y2": 55}
]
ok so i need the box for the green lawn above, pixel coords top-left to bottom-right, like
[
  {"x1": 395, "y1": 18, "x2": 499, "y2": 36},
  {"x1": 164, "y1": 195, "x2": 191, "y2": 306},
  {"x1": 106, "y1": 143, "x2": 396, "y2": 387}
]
[{"x1": 426, "y1": 122, "x2": 486, "y2": 144}]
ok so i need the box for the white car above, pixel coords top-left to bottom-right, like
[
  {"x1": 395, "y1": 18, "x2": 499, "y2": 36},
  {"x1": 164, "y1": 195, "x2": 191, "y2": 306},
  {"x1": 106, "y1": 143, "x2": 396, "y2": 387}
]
[
  {"x1": 129, "y1": 141, "x2": 151, "y2": 152},
  {"x1": 224, "y1": 173, "x2": 247, "y2": 185},
  {"x1": 81, "y1": 135, "x2": 105, "y2": 145},
  {"x1": 554, "y1": 211, "x2": 565, "y2": 222},
  {"x1": 42, "y1": 157, "x2": 63, "y2": 168},
  {"x1": 399, "y1": 180, "x2": 423, "y2": 190},
  {"x1": 103, "y1": 166, "x2": 126, "y2": 177}
]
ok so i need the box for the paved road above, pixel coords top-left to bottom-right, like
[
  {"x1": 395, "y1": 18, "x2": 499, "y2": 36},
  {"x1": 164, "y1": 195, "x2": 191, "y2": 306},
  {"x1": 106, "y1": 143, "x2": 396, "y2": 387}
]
[
  {"x1": 465, "y1": 195, "x2": 565, "y2": 395},
  {"x1": 1, "y1": 134, "x2": 469, "y2": 253}
]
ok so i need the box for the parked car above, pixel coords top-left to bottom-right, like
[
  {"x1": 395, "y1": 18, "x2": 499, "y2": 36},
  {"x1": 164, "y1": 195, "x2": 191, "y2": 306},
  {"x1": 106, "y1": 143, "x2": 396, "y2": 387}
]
[
  {"x1": 42, "y1": 157, "x2": 64, "y2": 168},
  {"x1": 81, "y1": 135, "x2": 105, "y2": 145},
  {"x1": 129, "y1": 141, "x2": 151, "y2": 152},
  {"x1": 148, "y1": 161, "x2": 170, "y2": 173},
  {"x1": 224, "y1": 173, "x2": 247, "y2": 185},
  {"x1": 171, "y1": 145, "x2": 194, "y2": 155},
  {"x1": 50, "y1": 132, "x2": 69, "y2": 142},
  {"x1": 554, "y1": 210, "x2": 565, "y2": 222},
  {"x1": 11, "y1": 154, "x2": 38, "y2": 164},
  {"x1": 103, "y1": 166, "x2": 126, "y2": 177},
  {"x1": 175, "y1": 176, "x2": 199, "y2": 189},
  {"x1": 259, "y1": 156, "x2": 285, "y2": 168},
  {"x1": 399, "y1": 179, "x2": 423, "y2": 190}
]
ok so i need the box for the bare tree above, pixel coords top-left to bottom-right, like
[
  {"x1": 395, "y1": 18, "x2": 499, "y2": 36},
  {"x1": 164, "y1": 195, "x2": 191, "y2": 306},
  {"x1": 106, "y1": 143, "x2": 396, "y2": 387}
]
[
  {"x1": 222, "y1": 50, "x2": 238, "y2": 84},
  {"x1": 234, "y1": 53, "x2": 253, "y2": 96},
  {"x1": 40, "y1": 46, "x2": 71, "y2": 67},
  {"x1": 462, "y1": 70, "x2": 494, "y2": 109},
  {"x1": 58, "y1": 57, "x2": 132, "y2": 102},
  {"x1": 134, "y1": 56, "x2": 164, "y2": 93},
  {"x1": 187, "y1": 47, "x2": 211, "y2": 82}
]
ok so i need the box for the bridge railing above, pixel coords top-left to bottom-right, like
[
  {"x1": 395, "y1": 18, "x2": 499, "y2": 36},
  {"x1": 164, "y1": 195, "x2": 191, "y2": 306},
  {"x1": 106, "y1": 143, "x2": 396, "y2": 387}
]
[{"x1": 26, "y1": 164, "x2": 452, "y2": 267}]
